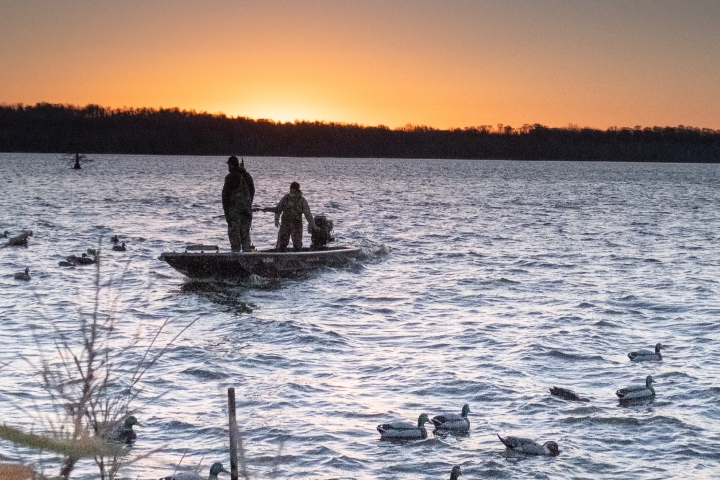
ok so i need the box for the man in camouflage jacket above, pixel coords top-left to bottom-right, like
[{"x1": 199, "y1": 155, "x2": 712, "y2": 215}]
[{"x1": 222, "y1": 156, "x2": 255, "y2": 252}]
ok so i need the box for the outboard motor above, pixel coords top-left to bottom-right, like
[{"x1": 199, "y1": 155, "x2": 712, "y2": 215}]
[{"x1": 310, "y1": 214, "x2": 334, "y2": 250}]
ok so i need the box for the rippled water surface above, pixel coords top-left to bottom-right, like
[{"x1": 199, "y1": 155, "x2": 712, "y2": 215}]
[{"x1": 1, "y1": 154, "x2": 720, "y2": 479}]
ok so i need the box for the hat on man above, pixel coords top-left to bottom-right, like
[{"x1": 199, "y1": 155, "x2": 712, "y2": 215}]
[
  {"x1": 227, "y1": 155, "x2": 239, "y2": 167},
  {"x1": 290, "y1": 181, "x2": 301, "y2": 192}
]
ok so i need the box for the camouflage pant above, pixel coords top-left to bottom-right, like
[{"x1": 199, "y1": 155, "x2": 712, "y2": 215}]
[
  {"x1": 276, "y1": 219, "x2": 303, "y2": 252},
  {"x1": 227, "y1": 212, "x2": 252, "y2": 252}
]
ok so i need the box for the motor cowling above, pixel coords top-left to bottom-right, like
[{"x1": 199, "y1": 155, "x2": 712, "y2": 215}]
[{"x1": 310, "y1": 214, "x2": 334, "y2": 249}]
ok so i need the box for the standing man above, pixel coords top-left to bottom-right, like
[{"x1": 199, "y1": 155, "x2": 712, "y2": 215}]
[
  {"x1": 222, "y1": 156, "x2": 255, "y2": 252},
  {"x1": 274, "y1": 181, "x2": 317, "y2": 252}
]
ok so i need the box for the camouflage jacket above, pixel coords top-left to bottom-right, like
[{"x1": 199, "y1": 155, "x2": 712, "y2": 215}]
[
  {"x1": 275, "y1": 193, "x2": 313, "y2": 225},
  {"x1": 222, "y1": 166, "x2": 255, "y2": 218}
]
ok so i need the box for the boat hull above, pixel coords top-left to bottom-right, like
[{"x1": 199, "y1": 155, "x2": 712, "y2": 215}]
[{"x1": 159, "y1": 246, "x2": 362, "y2": 279}]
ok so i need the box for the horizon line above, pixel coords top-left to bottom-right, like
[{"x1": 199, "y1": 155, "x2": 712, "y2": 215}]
[{"x1": 3, "y1": 100, "x2": 718, "y2": 133}]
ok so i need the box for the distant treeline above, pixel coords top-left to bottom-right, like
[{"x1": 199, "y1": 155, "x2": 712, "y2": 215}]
[{"x1": 2, "y1": 102, "x2": 720, "y2": 162}]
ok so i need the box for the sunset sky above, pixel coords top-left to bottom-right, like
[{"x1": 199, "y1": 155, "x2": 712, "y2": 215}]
[{"x1": 2, "y1": 0, "x2": 719, "y2": 130}]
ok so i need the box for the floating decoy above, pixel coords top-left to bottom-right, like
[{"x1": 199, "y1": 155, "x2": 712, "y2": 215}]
[
  {"x1": 450, "y1": 465, "x2": 462, "y2": 480},
  {"x1": 76, "y1": 253, "x2": 96, "y2": 265},
  {"x1": 118, "y1": 416, "x2": 141, "y2": 443},
  {"x1": 431, "y1": 404, "x2": 470, "y2": 431},
  {"x1": 14, "y1": 268, "x2": 31, "y2": 281},
  {"x1": 63, "y1": 253, "x2": 96, "y2": 266},
  {"x1": 111, "y1": 235, "x2": 119, "y2": 243},
  {"x1": 97, "y1": 415, "x2": 141, "y2": 444},
  {"x1": 64, "y1": 255, "x2": 81, "y2": 266},
  {"x1": 112, "y1": 242, "x2": 126, "y2": 252},
  {"x1": 377, "y1": 413, "x2": 431, "y2": 440},
  {"x1": 7, "y1": 230, "x2": 32, "y2": 246},
  {"x1": 549, "y1": 386, "x2": 589, "y2": 402},
  {"x1": 616, "y1": 375, "x2": 656, "y2": 400},
  {"x1": 628, "y1": 343, "x2": 664, "y2": 362},
  {"x1": 497, "y1": 434, "x2": 560, "y2": 456},
  {"x1": 116, "y1": 415, "x2": 141, "y2": 443},
  {"x1": 160, "y1": 462, "x2": 230, "y2": 480}
]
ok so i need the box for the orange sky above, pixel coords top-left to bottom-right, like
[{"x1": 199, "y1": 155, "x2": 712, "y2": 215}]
[{"x1": 1, "y1": 0, "x2": 719, "y2": 130}]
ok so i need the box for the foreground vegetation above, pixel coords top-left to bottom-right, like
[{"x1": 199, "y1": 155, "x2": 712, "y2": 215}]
[
  {"x1": 1, "y1": 257, "x2": 195, "y2": 479},
  {"x1": 1, "y1": 103, "x2": 719, "y2": 162}
]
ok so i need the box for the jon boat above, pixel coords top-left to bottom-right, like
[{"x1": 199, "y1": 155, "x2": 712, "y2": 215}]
[
  {"x1": 159, "y1": 214, "x2": 362, "y2": 280},
  {"x1": 159, "y1": 245, "x2": 362, "y2": 280}
]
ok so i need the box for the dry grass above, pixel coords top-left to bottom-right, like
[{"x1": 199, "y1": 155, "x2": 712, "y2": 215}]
[{"x1": 0, "y1": 463, "x2": 37, "y2": 480}]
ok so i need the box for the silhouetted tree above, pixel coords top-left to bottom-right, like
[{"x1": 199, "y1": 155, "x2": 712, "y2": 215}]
[{"x1": 0, "y1": 103, "x2": 718, "y2": 162}]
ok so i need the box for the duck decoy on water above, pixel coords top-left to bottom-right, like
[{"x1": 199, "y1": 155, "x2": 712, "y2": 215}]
[
  {"x1": 616, "y1": 375, "x2": 656, "y2": 401},
  {"x1": 377, "y1": 413, "x2": 431, "y2": 440},
  {"x1": 76, "y1": 253, "x2": 96, "y2": 265},
  {"x1": 64, "y1": 255, "x2": 80, "y2": 266},
  {"x1": 62, "y1": 252, "x2": 98, "y2": 266},
  {"x1": 431, "y1": 404, "x2": 470, "y2": 432},
  {"x1": 497, "y1": 434, "x2": 560, "y2": 456},
  {"x1": 112, "y1": 242, "x2": 127, "y2": 251},
  {"x1": 6, "y1": 230, "x2": 33, "y2": 247},
  {"x1": 549, "y1": 386, "x2": 590, "y2": 402},
  {"x1": 628, "y1": 343, "x2": 664, "y2": 362},
  {"x1": 449, "y1": 465, "x2": 462, "y2": 480},
  {"x1": 110, "y1": 235, "x2": 119, "y2": 243},
  {"x1": 14, "y1": 268, "x2": 31, "y2": 281},
  {"x1": 96, "y1": 415, "x2": 141, "y2": 444},
  {"x1": 160, "y1": 462, "x2": 230, "y2": 480}
]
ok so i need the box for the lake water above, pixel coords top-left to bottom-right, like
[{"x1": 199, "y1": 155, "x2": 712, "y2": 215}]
[{"x1": 1, "y1": 153, "x2": 719, "y2": 479}]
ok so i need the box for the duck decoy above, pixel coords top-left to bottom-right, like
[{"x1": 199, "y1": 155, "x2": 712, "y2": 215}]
[
  {"x1": 450, "y1": 465, "x2": 462, "y2": 480},
  {"x1": 64, "y1": 255, "x2": 81, "y2": 266},
  {"x1": 96, "y1": 415, "x2": 141, "y2": 444},
  {"x1": 549, "y1": 386, "x2": 589, "y2": 402},
  {"x1": 116, "y1": 415, "x2": 141, "y2": 443},
  {"x1": 14, "y1": 268, "x2": 31, "y2": 281},
  {"x1": 431, "y1": 404, "x2": 470, "y2": 432},
  {"x1": 115, "y1": 415, "x2": 142, "y2": 443},
  {"x1": 160, "y1": 462, "x2": 230, "y2": 480},
  {"x1": 59, "y1": 261, "x2": 75, "y2": 267},
  {"x1": 76, "y1": 253, "x2": 96, "y2": 265},
  {"x1": 497, "y1": 434, "x2": 560, "y2": 456},
  {"x1": 616, "y1": 375, "x2": 656, "y2": 400},
  {"x1": 110, "y1": 235, "x2": 119, "y2": 243},
  {"x1": 7, "y1": 230, "x2": 32, "y2": 246},
  {"x1": 377, "y1": 413, "x2": 431, "y2": 440},
  {"x1": 628, "y1": 343, "x2": 664, "y2": 361},
  {"x1": 112, "y1": 242, "x2": 126, "y2": 252}
]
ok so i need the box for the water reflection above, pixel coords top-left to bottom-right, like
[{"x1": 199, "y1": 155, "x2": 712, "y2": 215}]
[{"x1": 179, "y1": 281, "x2": 255, "y2": 314}]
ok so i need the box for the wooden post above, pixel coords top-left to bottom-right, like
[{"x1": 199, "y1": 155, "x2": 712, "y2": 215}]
[{"x1": 228, "y1": 388, "x2": 238, "y2": 480}]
